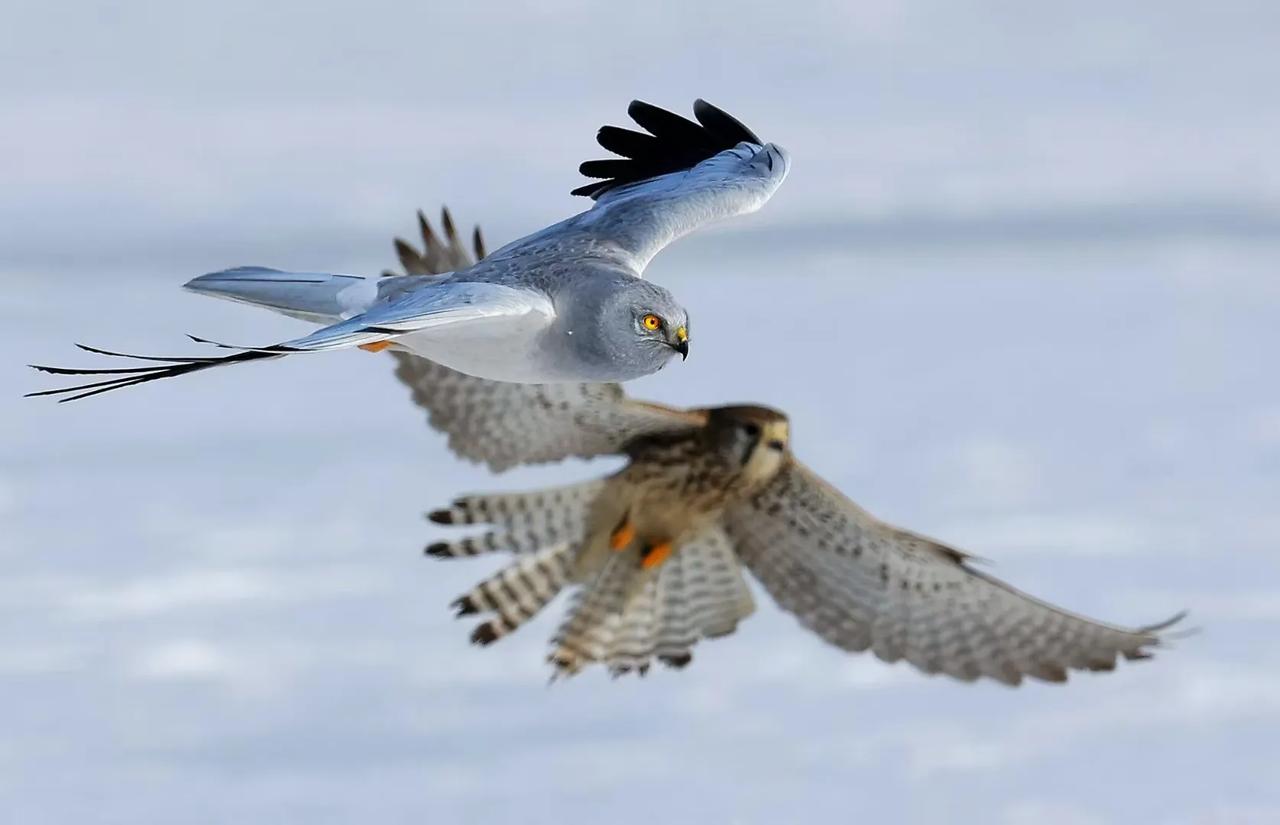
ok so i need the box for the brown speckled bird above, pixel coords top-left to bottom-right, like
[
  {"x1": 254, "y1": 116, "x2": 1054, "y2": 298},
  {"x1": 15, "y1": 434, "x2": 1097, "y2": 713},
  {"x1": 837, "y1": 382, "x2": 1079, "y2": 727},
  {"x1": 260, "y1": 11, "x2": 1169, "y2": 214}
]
[{"x1": 392, "y1": 209, "x2": 1186, "y2": 684}]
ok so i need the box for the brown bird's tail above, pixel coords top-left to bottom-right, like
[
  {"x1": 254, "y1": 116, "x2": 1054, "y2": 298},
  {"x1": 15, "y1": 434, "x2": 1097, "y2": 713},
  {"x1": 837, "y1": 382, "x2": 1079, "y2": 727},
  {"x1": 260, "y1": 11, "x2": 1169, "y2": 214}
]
[
  {"x1": 547, "y1": 526, "x2": 755, "y2": 678},
  {"x1": 428, "y1": 483, "x2": 756, "y2": 678}
]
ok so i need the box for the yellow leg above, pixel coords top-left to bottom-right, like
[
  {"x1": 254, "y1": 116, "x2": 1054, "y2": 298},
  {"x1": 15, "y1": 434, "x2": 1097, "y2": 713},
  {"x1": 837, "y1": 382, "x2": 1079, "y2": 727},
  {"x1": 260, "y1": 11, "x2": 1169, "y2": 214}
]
[
  {"x1": 641, "y1": 541, "x2": 673, "y2": 570},
  {"x1": 358, "y1": 341, "x2": 393, "y2": 353},
  {"x1": 609, "y1": 515, "x2": 635, "y2": 551}
]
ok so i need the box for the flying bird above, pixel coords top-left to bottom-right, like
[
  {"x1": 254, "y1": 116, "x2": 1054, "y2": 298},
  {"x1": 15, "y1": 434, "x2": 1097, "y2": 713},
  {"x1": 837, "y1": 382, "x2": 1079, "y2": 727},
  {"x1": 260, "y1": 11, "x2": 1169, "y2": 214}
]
[
  {"x1": 28, "y1": 99, "x2": 789, "y2": 402},
  {"x1": 391, "y1": 210, "x2": 1186, "y2": 685}
]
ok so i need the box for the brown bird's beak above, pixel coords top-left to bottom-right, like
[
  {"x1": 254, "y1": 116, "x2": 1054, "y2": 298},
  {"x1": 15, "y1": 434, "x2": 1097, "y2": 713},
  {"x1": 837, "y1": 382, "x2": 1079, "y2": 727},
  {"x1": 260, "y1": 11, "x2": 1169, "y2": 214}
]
[{"x1": 674, "y1": 326, "x2": 689, "y2": 361}]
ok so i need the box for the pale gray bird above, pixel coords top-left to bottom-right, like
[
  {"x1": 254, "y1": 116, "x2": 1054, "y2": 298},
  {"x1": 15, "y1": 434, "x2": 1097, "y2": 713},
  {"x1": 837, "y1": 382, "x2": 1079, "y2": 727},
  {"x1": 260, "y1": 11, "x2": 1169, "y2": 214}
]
[
  {"x1": 391, "y1": 210, "x2": 1186, "y2": 685},
  {"x1": 27, "y1": 99, "x2": 789, "y2": 402}
]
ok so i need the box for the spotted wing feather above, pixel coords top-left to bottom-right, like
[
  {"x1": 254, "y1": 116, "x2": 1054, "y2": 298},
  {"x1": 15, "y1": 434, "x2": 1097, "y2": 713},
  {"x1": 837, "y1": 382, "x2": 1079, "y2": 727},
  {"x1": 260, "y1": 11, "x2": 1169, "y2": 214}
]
[
  {"x1": 726, "y1": 462, "x2": 1185, "y2": 686},
  {"x1": 395, "y1": 360, "x2": 700, "y2": 471}
]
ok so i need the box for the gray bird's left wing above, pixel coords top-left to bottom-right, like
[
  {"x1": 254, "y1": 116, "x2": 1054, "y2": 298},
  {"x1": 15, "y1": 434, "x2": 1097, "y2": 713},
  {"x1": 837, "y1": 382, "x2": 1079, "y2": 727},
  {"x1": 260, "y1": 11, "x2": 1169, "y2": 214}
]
[
  {"x1": 388, "y1": 209, "x2": 702, "y2": 471},
  {"x1": 724, "y1": 461, "x2": 1186, "y2": 686}
]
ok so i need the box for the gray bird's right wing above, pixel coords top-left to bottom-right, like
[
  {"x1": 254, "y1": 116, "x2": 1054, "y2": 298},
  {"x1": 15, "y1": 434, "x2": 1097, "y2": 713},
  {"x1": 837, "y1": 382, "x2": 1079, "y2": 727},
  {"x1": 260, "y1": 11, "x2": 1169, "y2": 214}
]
[
  {"x1": 487, "y1": 99, "x2": 790, "y2": 276},
  {"x1": 388, "y1": 210, "x2": 702, "y2": 471}
]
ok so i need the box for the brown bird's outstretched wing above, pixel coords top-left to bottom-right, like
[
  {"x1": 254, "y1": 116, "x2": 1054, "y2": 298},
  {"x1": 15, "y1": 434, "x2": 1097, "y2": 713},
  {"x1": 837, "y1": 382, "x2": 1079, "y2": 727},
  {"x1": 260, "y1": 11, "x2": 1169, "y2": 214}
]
[
  {"x1": 387, "y1": 209, "x2": 701, "y2": 471},
  {"x1": 725, "y1": 461, "x2": 1186, "y2": 686}
]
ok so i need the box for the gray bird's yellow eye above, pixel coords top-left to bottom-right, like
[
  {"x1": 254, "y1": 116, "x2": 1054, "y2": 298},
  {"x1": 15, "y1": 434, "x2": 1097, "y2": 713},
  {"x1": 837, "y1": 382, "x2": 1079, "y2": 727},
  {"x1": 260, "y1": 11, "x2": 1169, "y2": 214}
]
[{"x1": 641, "y1": 313, "x2": 662, "y2": 331}]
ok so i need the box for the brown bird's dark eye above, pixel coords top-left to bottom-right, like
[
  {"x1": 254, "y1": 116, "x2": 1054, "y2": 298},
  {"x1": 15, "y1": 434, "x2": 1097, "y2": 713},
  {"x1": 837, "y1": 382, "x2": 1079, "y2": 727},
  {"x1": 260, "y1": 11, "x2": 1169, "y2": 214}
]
[{"x1": 743, "y1": 423, "x2": 761, "y2": 437}]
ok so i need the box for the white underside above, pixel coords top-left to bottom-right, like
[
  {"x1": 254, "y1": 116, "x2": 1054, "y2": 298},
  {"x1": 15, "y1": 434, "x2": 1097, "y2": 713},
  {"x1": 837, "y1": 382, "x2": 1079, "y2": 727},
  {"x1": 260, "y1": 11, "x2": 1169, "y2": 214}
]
[
  {"x1": 390, "y1": 314, "x2": 570, "y2": 383},
  {"x1": 329, "y1": 277, "x2": 572, "y2": 383}
]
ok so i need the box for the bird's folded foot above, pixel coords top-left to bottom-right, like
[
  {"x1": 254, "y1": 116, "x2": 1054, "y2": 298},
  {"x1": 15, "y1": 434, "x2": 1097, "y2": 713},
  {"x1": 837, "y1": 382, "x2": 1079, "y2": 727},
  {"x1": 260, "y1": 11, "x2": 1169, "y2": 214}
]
[
  {"x1": 609, "y1": 514, "x2": 635, "y2": 551},
  {"x1": 358, "y1": 341, "x2": 393, "y2": 353},
  {"x1": 640, "y1": 541, "x2": 673, "y2": 570}
]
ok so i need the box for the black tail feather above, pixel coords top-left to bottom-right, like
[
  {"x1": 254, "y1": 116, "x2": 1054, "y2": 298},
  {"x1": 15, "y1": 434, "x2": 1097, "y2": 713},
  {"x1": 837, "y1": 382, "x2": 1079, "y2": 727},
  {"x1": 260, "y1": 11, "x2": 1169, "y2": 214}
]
[
  {"x1": 76, "y1": 342, "x2": 222, "y2": 363},
  {"x1": 27, "y1": 345, "x2": 288, "y2": 403},
  {"x1": 186, "y1": 334, "x2": 294, "y2": 354}
]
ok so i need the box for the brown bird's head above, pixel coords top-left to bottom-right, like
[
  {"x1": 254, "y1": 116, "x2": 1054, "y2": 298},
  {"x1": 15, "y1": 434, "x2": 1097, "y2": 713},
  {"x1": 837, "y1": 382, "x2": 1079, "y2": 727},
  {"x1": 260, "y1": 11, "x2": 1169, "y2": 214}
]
[{"x1": 705, "y1": 405, "x2": 791, "y2": 484}]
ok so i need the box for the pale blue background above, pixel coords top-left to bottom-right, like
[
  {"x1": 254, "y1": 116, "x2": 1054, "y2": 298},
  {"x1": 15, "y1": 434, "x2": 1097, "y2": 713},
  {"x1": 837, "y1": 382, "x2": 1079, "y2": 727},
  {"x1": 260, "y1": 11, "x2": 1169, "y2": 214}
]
[{"x1": 2, "y1": 2, "x2": 1278, "y2": 823}]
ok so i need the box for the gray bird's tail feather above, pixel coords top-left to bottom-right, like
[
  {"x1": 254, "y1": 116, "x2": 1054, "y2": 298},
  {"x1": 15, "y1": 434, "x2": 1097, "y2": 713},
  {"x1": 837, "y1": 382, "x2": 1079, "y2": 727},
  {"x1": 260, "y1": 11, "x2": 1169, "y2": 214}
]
[
  {"x1": 184, "y1": 266, "x2": 376, "y2": 323},
  {"x1": 428, "y1": 482, "x2": 755, "y2": 678},
  {"x1": 26, "y1": 266, "x2": 387, "y2": 402}
]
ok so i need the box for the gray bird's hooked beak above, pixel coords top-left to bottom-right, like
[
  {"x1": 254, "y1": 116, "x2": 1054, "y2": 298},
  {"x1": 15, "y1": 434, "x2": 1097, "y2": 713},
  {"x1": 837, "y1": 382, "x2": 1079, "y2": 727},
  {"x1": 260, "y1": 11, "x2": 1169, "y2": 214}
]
[{"x1": 673, "y1": 326, "x2": 689, "y2": 361}]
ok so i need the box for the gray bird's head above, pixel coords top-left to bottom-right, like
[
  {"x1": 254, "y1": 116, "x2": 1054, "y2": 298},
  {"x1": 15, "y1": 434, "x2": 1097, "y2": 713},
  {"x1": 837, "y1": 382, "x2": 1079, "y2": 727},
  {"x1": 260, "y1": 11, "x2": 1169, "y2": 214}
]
[
  {"x1": 705, "y1": 405, "x2": 791, "y2": 484},
  {"x1": 559, "y1": 273, "x2": 689, "y2": 381}
]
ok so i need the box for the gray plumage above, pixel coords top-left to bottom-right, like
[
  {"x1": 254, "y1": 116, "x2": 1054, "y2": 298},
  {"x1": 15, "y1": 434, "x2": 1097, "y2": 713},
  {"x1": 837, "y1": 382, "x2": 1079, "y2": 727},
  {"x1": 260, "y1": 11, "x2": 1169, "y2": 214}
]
[
  {"x1": 28, "y1": 99, "x2": 788, "y2": 401},
  {"x1": 387, "y1": 209, "x2": 703, "y2": 470}
]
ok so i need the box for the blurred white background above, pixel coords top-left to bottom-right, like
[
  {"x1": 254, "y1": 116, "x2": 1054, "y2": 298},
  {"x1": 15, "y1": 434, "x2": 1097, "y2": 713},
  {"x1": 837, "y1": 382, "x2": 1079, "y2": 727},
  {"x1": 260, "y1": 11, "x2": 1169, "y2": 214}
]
[{"x1": 2, "y1": 2, "x2": 1278, "y2": 823}]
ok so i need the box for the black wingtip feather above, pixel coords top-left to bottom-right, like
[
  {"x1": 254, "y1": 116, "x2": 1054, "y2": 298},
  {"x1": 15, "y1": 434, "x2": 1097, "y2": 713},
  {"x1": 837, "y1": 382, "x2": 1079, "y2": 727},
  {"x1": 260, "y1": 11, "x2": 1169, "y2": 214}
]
[
  {"x1": 692, "y1": 98, "x2": 762, "y2": 144},
  {"x1": 573, "y1": 98, "x2": 764, "y2": 200},
  {"x1": 626, "y1": 100, "x2": 715, "y2": 151},
  {"x1": 595, "y1": 125, "x2": 660, "y2": 160}
]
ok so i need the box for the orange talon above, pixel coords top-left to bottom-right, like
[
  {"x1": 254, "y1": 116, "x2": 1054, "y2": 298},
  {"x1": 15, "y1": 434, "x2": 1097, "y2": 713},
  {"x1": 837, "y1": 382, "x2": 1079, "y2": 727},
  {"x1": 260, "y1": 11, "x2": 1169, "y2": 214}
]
[
  {"x1": 641, "y1": 541, "x2": 673, "y2": 570},
  {"x1": 609, "y1": 517, "x2": 635, "y2": 551},
  {"x1": 358, "y1": 341, "x2": 393, "y2": 353}
]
